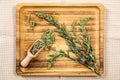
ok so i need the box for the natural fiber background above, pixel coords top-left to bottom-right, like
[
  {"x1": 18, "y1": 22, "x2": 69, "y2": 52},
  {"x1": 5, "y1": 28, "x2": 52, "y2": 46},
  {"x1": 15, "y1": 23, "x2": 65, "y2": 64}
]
[{"x1": 0, "y1": 0, "x2": 120, "y2": 80}]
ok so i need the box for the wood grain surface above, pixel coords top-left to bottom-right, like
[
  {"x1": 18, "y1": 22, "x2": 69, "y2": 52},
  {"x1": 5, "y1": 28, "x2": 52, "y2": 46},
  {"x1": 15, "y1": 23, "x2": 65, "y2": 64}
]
[{"x1": 16, "y1": 3, "x2": 104, "y2": 76}]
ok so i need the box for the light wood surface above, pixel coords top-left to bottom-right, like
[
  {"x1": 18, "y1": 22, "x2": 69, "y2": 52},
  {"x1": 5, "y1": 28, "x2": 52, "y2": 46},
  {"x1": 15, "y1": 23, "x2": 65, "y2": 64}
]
[{"x1": 16, "y1": 3, "x2": 104, "y2": 76}]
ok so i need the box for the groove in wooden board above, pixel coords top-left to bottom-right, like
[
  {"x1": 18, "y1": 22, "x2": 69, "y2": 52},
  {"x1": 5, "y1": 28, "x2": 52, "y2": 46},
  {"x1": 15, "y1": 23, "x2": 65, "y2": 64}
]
[
  {"x1": 22, "y1": 7, "x2": 99, "y2": 13},
  {"x1": 25, "y1": 10, "x2": 96, "y2": 15},
  {"x1": 27, "y1": 61, "x2": 84, "y2": 68},
  {"x1": 22, "y1": 25, "x2": 99, "y2": 31},
  {"x1": 16, "y1": 41, "x2": 20, "y2": 67},
  {"x1": 21, "y1": 48, "x2": 103, "y2": 56},
  {"x1": 23, "y1": 22, "x2": 97, "y2": 29},
  {"x1": 17, "y1": 71, "x2": 99, "y2": 76},
  {"x1": 24, "y1": 26, "x2": 100, "y2": 32},
  {"x1": 29, "y1": 23, "x2": 96, "y2": 31},
  {"x1": 23, "y1": 38, "x2": 98, "y2": 45},
  {"x1": 23, "y1": 18, "x2": 98, "y2": 30},
  {"x1": 23, "y1": 31, "x2": 100, "y2": 43},
  {"x1": 24, "y1": 14, "x2": 97, "y2": 20},
  {"x1": 20, "y1": 67, "x2": 95, "y2": 73},
  {"x1": 100, "y1": 38, "x2": 104, "y2": 47},
  {"x1": 16, "y1": 3, "x2": 104, "y2": 76},
  {"x1": 20, "y1": 10, "x2": 25, "y2": 65},
  {"x1": 19, "y1": 69, "x2": 102, "y2": 76},
  {"x1": 27, "y1": 61, "x2": 100, "y2": 68},
  {"x1": 23, "y1": 31, "x2": 99, "y2": 38},
  {"x1": 21, "y1": 26, "x2": 101, "y2": 34},
  {"x1": 23, "y1": 15, "x2": 97, "y2": 24},
  {"x1": 100, "y1": 38, "x2": 104, "y2": 73},
  {"x1": 23, "y1": 40, "x2": 98, "y2": 49},
  {"x1": 99, "y1": 5, "x2": 104, "y2": 74},
  {"x1": 16, "y1": 40, "x2": 20, "y2": 58},
  {"x1": 24, "y1": 36, "x2": 99, "y2": 42},
  {"x1": 23, "y1": 14, "x2": 97, "y2": 24},
  {"x1": 24, "y1": 31, "x2": 99, "y2": 38}
]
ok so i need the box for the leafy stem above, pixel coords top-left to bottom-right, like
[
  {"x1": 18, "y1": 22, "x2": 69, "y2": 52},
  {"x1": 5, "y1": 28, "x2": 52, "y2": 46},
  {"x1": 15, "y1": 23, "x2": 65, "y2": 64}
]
[
  {"x1": 35, "y1": 12, "x2": 60, "y2": 28},
  {"x1": 35, "y1": 12, "x2": 100, "y2": 75},
  {"x1": 79, "y1": 17, "x2": 96, "y2": 62},
  {"x1": 48, "y1": 50, "x2": 79, "y2": 69}
]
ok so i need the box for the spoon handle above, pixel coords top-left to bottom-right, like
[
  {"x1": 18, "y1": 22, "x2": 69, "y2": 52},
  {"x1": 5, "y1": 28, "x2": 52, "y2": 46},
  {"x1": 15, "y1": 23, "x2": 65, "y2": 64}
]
[{"x1": 21, "y1": 55, "x2": 33, "y2": 67}]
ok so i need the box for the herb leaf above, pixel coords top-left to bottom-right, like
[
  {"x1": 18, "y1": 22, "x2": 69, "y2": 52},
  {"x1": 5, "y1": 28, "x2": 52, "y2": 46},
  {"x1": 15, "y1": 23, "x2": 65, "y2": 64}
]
[
  {"x1": 30, "y1": 21, "x2": 37, "y2": 29},
  {"x1": 79, "y1": 17, "x2": 96, "y2": 62}
]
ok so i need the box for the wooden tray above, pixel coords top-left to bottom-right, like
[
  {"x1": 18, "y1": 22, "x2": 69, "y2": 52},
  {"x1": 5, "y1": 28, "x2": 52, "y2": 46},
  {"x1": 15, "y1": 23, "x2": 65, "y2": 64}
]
[{"x1": 16, "y1": 3, "x2": 104, "y2": 76}]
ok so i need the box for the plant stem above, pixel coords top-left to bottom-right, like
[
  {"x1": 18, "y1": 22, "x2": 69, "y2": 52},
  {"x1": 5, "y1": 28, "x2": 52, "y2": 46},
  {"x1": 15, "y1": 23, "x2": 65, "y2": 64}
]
[{"x1": 35, "y1": 12, "x2": 100, "y2": 75}]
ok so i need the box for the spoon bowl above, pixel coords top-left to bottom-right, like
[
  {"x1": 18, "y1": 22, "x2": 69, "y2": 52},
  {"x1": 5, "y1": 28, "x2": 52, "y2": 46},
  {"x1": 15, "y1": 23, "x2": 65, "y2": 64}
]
[{"x1": 21, "y1": 39, "x2": 45, "y2": 67}]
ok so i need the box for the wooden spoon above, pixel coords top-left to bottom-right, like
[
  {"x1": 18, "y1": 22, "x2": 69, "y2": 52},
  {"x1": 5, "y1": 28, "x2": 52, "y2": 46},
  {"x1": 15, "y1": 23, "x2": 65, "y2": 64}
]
[{"x1": 21, "y1": 39, "x2": 45, "y2": 67}]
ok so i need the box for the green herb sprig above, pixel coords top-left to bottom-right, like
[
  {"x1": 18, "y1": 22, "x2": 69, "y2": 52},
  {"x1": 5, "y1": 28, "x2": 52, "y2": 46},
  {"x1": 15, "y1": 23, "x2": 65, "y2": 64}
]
[
  {"x1": 27, "y1": 15, "x2": 38, "y2": 29},
  {"x1": 79, "y1": 17, "x2": 96, "y2": 62},
  {"x1": 41, "y1": 29, "x2": 56, "y2": 51},
  {"x1": 48, "y1": 50, "x2": 79, "y2": 69},
  {"x1": 35, "y1": 12, "x2": 100, "y2": 75}
]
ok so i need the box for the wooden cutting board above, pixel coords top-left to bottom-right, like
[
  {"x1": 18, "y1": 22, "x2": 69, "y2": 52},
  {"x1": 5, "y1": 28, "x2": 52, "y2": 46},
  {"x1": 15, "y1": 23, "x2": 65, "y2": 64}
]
[{"x1": 16, "y1": 3, "x2": 104, "y2": 76}]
